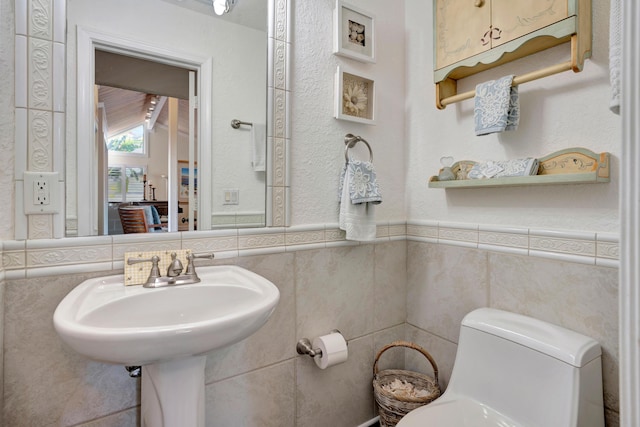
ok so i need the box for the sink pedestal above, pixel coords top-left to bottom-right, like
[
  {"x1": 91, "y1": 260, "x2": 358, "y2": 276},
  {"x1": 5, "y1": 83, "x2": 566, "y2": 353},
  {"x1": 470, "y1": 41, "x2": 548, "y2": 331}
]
[{"x1": 141, "y1": 356, "x2": 206, "y2": 427}]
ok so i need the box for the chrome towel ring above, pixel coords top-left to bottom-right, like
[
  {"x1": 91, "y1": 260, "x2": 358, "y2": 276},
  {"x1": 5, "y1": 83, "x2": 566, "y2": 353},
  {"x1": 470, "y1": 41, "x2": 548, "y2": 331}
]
[{"x1": 344, "y1": 133, "x2": 373, "y2": 163}]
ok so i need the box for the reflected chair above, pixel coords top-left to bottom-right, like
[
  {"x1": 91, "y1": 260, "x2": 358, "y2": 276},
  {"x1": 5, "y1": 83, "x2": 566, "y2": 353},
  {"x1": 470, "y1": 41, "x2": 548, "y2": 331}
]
[{"x1": 118, "y1": 205, "x2": 163, "y2": 233}]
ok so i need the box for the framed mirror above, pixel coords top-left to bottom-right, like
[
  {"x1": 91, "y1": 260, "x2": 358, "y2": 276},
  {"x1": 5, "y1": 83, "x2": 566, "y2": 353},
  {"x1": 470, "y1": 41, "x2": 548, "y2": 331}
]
[{"x1": 65, "y1": 0, "x2": 271, "y2": 237}]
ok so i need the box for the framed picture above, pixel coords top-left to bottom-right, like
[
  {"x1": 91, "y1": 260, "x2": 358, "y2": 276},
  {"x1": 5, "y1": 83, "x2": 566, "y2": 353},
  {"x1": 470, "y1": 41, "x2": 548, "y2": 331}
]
[
  {"x1": 333, "y1": 0, "x2": 375, "y2": 63},
  {"x1": 335, "y1": 66, "x2": 376, "y2": 125},
  {"x1": 178, "y1": 160, "x2": 198, "y2": 203}
]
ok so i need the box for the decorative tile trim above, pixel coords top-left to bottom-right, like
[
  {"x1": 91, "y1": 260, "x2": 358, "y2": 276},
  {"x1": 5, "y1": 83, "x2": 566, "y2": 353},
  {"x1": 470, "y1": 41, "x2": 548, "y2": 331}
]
[
  {"x1": 285, "y1": 225, "x2": 325, "y2": 247},
  {"x1": 406, "y1": 223, "x2": 437, "y2": 239},
  {"x1": 238, "y1": 227, "x2": 286, "y2": 250},
  {"x1": 1, "y1": 221, "x2": 619, "y2": 277},
  {"x1": 388, "y1": 222, "x2": 407, "y2": 238},
  {"x1": 438, "y1": 222, "x2": 479, "y2": 248},
  {"x1": 266, "y1": 0, "x2": 291, "y2": 230},
  {"x1": 479, "y1": 231, "x2": 528, "y2": 249},
  {"x1": 529, "y1": 235, "x2": 596, "y2": 257},
  {"x1": 15, "y1": 0, "x2": 66, "y2": 241},
  {"x1": 26, "y1": 245, "x2": 112, "y2": 268},
  {"x1": 478, "y1": 243, "x2": 528, "y2": 256},
  {"x1": 596, "y1": 232, "x2": 620, "y2": 260},
  {"x1": 407, "y1": 221, "x2": 616, "y2": 266}
]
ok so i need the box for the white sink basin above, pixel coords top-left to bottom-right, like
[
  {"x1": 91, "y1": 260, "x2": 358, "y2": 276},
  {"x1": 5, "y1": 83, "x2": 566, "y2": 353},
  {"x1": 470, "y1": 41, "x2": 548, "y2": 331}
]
[{"x1": 53, "y1": 265, "x2": 280, "y2": 366}]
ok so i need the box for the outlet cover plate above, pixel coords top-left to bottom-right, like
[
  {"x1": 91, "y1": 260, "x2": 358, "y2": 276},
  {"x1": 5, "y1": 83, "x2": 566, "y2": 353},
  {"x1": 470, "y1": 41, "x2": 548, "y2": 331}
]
[{"x1": 24, "y1": 171, "x2": 60, "y2": 214}]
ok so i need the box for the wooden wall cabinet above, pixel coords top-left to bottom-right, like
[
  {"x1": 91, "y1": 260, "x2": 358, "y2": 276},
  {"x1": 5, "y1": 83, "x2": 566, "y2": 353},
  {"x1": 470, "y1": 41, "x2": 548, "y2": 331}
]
[{"x1": 434, "y1": 0, "x2": 591, "y2": 109}]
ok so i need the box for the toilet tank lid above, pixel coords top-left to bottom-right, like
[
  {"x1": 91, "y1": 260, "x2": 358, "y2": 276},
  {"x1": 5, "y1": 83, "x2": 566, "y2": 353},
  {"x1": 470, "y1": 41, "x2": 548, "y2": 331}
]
[{"x1": 462, "y1": 308, "x2": 602, "y2": 367}]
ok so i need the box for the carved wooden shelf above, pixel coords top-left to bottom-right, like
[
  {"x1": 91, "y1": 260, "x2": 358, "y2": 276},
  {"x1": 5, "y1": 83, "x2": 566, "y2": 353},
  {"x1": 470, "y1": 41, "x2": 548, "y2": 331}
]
[{"x1": 428, "y1": 148, "x2": 610, "y2": 189}]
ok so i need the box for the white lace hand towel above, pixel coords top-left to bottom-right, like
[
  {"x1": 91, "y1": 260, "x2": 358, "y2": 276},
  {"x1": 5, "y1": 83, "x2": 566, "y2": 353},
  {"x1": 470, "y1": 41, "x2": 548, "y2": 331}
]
[
  {"x1": 339, "y1": 161, "x2": 377, "y2": 242},
  {"x1": 609, "y1": 0, "x2": 621, "y2": 114},
  {"x1": 251, "y1": 124, "x2": 266, "y2": 171},
  {"x1": 338, "y1": 160, "x2": 382, "y2": 204},
  {"x1": 467, "y1": 158, "x2": 539, "y2": 179},
  {"x1": 474, "y1": 75, "x2": 520, "y2": 136}
]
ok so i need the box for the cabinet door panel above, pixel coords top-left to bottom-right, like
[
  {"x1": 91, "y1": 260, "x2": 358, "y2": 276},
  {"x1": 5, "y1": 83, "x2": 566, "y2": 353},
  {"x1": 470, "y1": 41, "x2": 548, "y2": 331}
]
[
  {"x1": 435, "y1": 0, "x2": 491, "y2": 70},
  {"x1": 491, "y1": 0, "x2": 569, "y2": 47}
]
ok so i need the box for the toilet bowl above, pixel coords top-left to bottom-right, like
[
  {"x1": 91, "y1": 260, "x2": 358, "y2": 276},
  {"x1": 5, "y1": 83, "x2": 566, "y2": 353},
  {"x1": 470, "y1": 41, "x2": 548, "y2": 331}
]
[{"x1": 397, "y1": 308, "x2": 605, "y2": 427}]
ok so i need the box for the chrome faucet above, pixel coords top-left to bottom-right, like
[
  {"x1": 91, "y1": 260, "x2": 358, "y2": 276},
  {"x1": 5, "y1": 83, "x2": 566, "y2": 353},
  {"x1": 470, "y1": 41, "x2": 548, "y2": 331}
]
[
  {"x1": 166, "y1": 252, "x2": 184, "y2": 277},
  {"x1": 127, "y1": 252, "x2": 215, "y2": 288}
]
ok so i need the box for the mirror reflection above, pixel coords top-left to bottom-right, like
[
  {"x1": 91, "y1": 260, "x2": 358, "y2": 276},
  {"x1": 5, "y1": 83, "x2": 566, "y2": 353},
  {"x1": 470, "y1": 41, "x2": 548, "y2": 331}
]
[{"x1": 66, "y1": 0, "x2": 268, "y2": 236}]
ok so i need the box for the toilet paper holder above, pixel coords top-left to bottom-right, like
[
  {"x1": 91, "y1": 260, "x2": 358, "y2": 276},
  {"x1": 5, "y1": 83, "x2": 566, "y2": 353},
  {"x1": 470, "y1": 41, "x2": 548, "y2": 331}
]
[{"x1": 296, "y1": 329, "x2": 343, "y2": 358}]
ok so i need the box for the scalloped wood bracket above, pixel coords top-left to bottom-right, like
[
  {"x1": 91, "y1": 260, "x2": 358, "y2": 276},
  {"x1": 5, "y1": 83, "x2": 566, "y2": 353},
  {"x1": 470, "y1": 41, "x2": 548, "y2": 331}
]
[{"x1": 428, "y1": 148, "x2": 609, "y2": 189}]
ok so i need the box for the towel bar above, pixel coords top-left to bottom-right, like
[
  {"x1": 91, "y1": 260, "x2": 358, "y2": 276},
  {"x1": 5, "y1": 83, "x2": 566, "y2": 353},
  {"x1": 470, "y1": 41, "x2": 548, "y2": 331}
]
[
  {"x1": 230, "y1": 119, "x2": 253, "y2": 129},
  {"x1": 436, "y1": 33, "x2": 590, "y2": 109},
  {"x1": 438, "y1": 61, "x2": 574, "y2": 108},
  {"x1": 344, "y1": 134, "x2": 373, "y2": 163}
]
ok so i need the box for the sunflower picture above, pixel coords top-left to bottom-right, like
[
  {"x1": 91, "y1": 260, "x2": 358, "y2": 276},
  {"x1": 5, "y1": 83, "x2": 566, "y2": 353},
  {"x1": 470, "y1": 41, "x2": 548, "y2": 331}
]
[
  {"x1": 342, "y1": 73, "x2": 370, "y2": 119},
  {"x1": 336, "y1": 67, "x2": 375, "y2": 124}
]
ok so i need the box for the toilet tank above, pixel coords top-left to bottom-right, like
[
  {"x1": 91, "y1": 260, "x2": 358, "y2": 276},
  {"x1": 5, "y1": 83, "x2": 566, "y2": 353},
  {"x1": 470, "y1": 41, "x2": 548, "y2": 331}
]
[{"x1": 446, "y1": 308, "x2": 604, "y2": 427}]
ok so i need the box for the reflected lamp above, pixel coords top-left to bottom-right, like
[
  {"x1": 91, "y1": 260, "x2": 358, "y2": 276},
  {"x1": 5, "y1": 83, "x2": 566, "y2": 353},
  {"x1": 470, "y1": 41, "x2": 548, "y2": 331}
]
[{"x1": 213, "y1": 0, "x2": 237, "y2": 15}]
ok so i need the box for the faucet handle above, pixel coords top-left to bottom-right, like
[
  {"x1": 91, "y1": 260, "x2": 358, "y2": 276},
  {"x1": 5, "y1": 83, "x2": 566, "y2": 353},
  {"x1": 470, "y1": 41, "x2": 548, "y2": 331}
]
[
  {"x1": 166, "y1": 252, "x2": 184, "y2": 277},
  {"x1": 127, "y1": 255, "x2": 161, "y2": 281},
  {"x1": 184, "y1": 253, "x2": 215, "y2": 280}
]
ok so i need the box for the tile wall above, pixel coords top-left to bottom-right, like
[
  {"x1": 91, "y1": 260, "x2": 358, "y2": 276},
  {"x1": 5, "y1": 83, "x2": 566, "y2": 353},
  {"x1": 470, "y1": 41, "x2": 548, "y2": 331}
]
[
  {"x1": 1, "y1": 222, "x2": 620, "y2": 425},
  {"x1": 3, "y1": 240, "x2": 407, "y2": 426},
  {"x1": 405, "y1": 241, "x2": 620, "y2": 426}
]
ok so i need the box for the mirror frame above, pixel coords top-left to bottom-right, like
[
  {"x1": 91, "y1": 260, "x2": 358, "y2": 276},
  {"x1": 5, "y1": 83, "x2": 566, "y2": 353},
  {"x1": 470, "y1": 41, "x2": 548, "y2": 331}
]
[
  {"x1": 265, "y1": 0, "x2": 290, "y2": 228},
  {"x1": 63, "y1": 0, "x2": 290, "y2": 237}
]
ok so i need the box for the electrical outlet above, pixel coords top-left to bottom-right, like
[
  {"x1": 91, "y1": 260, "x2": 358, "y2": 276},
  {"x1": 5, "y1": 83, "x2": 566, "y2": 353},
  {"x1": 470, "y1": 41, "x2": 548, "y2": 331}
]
[
  {"x1": 34, "y1": 179, "x2": 50, "y2": 205},
  {"x1": 24, "y1": 171, "x2": 60, "y2": 214}
]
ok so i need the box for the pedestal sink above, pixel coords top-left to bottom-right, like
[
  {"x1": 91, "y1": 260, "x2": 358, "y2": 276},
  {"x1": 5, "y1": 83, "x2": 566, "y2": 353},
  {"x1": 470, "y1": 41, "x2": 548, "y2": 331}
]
[{"x1": 53, "y1": 265, "x2": 280, "y2": 427}]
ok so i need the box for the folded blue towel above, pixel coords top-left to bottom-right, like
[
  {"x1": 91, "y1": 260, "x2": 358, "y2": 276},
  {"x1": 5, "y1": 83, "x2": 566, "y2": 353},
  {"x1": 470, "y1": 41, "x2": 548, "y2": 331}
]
[
  {"x1": 474, "y1": 75, "x2": 520, "y2": 136},
  {"x1": 338, "y1": 160, "x2": 382, "y2": 204}
]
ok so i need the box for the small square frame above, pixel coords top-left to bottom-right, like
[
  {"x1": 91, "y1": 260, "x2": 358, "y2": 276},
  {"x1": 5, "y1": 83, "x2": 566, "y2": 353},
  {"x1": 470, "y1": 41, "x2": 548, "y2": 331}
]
[
  {"x1": 333, "y1": 0, "x2": 376, "y2": 63},
  {"x1": 335, "y1": 66, "x2": 376, "y2": 125}
]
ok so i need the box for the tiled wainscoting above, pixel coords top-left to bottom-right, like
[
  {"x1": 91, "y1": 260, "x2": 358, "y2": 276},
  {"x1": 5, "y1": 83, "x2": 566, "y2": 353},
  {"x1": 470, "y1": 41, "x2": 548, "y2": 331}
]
[
  {"x1": 0, "y1": 221, "x2": 619, "y2": 279},
  {"x1": 0, "y1": 222, "x2": 620, "y2": 426}
]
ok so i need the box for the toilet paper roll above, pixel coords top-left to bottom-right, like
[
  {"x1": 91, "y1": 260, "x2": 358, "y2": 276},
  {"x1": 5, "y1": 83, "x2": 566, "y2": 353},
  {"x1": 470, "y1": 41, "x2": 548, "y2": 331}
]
[{"x1": 312, "y1": 332, "x2": 348, "y2": 369}]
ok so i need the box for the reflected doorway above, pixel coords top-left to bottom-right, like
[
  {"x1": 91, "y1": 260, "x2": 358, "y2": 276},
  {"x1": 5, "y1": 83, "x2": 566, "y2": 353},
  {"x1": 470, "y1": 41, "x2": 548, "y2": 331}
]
[{"x1": 94, "y1": 50, "x2": 199, "y2": 235}]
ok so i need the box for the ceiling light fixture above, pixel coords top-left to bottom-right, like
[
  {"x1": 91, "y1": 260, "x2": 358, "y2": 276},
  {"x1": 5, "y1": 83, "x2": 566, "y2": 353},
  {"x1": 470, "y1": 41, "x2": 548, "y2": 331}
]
[{"x1": 212, "y1": 0, "x2": 237, "y2": 15}]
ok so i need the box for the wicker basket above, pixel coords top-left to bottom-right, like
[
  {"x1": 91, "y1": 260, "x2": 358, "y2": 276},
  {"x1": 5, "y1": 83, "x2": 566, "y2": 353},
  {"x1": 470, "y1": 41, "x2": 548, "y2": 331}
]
[{"x1": 372, "y1": 340, "x2": 441, "y2": 427}]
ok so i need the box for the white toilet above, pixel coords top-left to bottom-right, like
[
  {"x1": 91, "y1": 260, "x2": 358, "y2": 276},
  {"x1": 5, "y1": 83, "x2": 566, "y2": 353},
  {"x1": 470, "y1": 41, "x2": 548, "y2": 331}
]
[{"x1": 397, "y1": 308, "x2": 605, "y2": 427}]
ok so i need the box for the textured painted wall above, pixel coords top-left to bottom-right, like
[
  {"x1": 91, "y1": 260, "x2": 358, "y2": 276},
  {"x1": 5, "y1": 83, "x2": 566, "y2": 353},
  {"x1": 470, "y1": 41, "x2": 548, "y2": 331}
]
[
  {"x1": 290, "y1": 0, "x2": 407, "y2": 226},
  {"x1": 405, "y1": 0, "x2": 621, "y2": 232}
]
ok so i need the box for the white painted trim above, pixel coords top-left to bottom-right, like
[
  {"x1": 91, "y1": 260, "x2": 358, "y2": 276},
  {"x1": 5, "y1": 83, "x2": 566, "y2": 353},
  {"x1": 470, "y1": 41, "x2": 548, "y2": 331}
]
[
  {"x1": 357, "y1": 416, "x2": 380, "y2": 427},
  {"x1": 619, "y1": 1, "x2": 640, "y2": 425}
]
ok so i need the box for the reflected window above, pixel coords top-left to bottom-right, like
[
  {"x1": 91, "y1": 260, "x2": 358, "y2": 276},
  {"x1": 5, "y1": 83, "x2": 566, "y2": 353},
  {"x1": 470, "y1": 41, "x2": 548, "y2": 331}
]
[
  {"x1": 108, "y1": 166, "x2": 145, "y2": 202},
  {"x1": 107, "y1": 125, "x2": 146, "y2": 155}
]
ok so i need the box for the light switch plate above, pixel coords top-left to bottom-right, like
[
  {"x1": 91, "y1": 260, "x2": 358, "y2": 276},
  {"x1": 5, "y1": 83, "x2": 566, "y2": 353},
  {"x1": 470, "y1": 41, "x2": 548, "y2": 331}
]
[
  {"x1": 23, "y1": 171, "x2": 60, "y2": 214},
  {"x1": 223, "y1": 189, "x2": 239, "y2": 205}
]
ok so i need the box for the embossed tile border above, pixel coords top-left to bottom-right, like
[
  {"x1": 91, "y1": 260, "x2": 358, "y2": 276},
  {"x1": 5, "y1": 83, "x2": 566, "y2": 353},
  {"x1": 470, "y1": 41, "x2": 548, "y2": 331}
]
[
  {"x1": 1, "y1": 221, "x2": 620, "y2": 277},
  {"x1": 14, "y1": 0, "x2": 67, "y2": 241},
  {"x1": 407, "y1": 221, "x2": 619, "y2": 267},
  {"x1": 267, "y1": 0, "x2": 291, "y2": 227}
]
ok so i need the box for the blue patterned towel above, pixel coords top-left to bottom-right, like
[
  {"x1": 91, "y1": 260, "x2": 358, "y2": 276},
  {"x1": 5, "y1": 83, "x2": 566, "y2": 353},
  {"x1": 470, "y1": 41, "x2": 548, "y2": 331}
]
[
  {"x1": 474, "y1": 75, "x2": 520, "y2": 136},
  {"x1": 338, "y1": 160, "x2": 382, "y2": 204}
]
